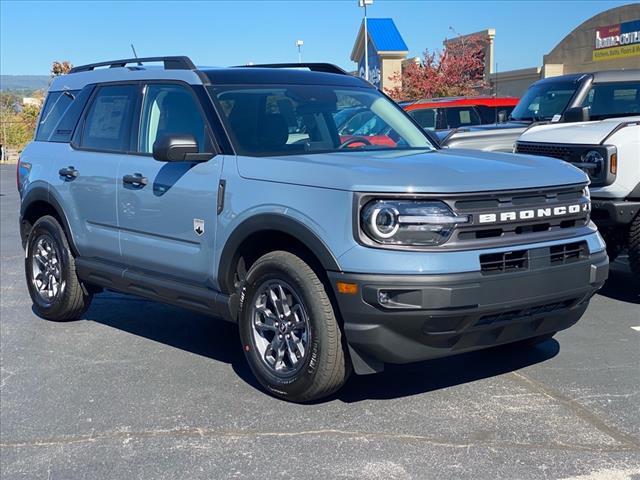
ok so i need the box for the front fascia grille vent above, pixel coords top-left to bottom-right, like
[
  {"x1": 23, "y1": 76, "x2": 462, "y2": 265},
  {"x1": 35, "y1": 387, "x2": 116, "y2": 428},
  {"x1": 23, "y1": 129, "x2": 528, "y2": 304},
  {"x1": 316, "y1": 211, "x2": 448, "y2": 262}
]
[
  {"x1": 476, "y1": 298, "x2": 577, "y2": 326},
  {"x1": 480, "y1": 249, "x2": 529, "y2": 275},
  {"x1": 549, "y1": 241, "x2": 588, "y2": 265}
]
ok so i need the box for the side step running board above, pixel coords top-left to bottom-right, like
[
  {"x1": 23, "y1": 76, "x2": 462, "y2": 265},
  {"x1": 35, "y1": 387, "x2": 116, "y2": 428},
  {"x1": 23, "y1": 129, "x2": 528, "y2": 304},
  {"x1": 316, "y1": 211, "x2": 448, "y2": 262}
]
[{"x1": 75, "y1": 258, "x2": 236, "y2": 323}]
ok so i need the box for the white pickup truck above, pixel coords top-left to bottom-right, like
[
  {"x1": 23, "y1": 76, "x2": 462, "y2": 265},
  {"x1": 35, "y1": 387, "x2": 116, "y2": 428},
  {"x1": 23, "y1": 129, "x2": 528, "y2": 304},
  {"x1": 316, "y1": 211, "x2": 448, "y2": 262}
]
[{"x1": 516, "y1": 116, "x2": 640, "y2": 279}]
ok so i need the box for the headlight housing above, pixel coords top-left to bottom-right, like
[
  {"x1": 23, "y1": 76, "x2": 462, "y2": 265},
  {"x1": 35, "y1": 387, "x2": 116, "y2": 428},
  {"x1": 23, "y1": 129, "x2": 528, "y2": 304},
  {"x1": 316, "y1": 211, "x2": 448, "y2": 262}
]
[
  {"x1": 360, "y1": 200, "x2": 469, "y2": 246},
  {"x1": 581, "y1": 149, "x2": 605, "y2": 175}
]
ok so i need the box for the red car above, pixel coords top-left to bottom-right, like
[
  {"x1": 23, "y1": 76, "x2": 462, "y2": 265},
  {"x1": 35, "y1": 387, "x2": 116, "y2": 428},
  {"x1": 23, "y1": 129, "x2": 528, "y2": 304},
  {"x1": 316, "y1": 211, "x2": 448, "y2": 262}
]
[{"x1": 402, "y1": 96, "x2": 519, "y2": 131}]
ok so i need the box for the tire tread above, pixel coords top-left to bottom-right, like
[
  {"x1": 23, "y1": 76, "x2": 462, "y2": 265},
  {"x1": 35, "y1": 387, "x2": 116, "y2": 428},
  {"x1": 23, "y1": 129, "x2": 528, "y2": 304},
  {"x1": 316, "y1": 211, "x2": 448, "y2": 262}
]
[{"x1": 26, "y1": 215, "x2": 92, "y2": 321}]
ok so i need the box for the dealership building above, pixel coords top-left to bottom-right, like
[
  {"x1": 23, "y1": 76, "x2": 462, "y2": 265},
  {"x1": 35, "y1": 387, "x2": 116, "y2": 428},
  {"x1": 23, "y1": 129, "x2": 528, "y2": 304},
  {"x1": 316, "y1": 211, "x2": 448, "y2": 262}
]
[
  {"x1": 352, "y1": 4, "x2": 640, "y2": 96},
  {"x1": 492, "y1": 4, "x2": 640, "y2": 96}
]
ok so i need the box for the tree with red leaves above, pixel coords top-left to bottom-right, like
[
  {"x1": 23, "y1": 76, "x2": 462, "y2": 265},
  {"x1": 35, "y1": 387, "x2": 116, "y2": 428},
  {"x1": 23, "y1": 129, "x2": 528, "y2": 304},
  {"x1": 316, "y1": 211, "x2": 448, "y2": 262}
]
[
  {"x1": 387, "y1": 34, "x2": 488, "y2": 101},
  {"x1": 51, "y1": 60, "x2": 73, "y2": 77}
]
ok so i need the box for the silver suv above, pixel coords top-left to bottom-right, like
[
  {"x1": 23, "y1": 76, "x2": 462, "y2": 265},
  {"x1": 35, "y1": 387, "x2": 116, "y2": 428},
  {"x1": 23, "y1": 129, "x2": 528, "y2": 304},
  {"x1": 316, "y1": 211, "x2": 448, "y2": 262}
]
[{"x1": 18, "y1": 56, "x2": 608, "y2": 402}]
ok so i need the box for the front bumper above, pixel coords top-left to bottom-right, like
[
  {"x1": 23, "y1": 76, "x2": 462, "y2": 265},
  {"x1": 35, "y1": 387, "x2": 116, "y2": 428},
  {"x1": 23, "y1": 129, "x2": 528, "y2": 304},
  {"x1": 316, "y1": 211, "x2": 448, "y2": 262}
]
[
  {"x1": 329, "y1": 248, "x2": 608, "y2": 374},
  {"x1": 591, "y1": 199, "x2": 640, "y2": 226}
]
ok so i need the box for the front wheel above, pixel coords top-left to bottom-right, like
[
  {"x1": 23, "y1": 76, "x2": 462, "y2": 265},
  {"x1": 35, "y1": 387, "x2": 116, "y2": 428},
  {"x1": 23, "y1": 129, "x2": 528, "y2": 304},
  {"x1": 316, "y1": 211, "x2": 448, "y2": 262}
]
[
  {"x1": 238, "y1": 251, "x2": 350, "y2": 402},
  {"x1": 25, "y1": 216, "x2": 93, "y2": 321}
]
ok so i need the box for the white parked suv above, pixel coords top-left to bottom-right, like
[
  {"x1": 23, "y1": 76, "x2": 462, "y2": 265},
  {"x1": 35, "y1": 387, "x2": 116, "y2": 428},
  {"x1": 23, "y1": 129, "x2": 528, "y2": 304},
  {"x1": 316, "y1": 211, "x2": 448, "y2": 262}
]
[{"x1": 516, "y1": 116, "x2": 640, "y2": 279}]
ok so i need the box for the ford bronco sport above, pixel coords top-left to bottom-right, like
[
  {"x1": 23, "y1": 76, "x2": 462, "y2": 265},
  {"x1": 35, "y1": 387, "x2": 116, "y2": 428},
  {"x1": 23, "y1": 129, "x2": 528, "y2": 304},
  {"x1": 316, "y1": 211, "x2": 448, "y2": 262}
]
[{"x1": 18, "y1": 56, "x2": 608, "y2": 402}]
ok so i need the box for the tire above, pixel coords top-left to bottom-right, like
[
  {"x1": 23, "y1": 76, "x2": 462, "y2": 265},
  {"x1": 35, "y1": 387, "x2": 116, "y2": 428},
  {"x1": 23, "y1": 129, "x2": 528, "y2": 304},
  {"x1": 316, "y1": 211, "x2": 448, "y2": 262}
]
[
  {"x1": 629, "y1": 213, "x2": 640, "y2": 281},
  {"x1": 238, "y1": 251, "x2": 350, "y2": 402},
  {"x1": 25, "y1": 215, "x2": 92, "y2": 321}
]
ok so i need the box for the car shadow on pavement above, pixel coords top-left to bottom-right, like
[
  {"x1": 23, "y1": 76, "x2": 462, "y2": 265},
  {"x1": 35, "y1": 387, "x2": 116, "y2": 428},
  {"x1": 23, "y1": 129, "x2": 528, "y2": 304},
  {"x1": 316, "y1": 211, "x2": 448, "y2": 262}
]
[
  {"x1": 597, "y1": 260, "x2": 640, "y2": 304},
  {"x1": 86, "y1": 292, "x2": 263, "y2": 390},
  {"x1": 334, "y1": 340, "x2": 560, "y2": 403},
  {"x1": 87, "y1": 291, "x2": 561, "y2": 402}
]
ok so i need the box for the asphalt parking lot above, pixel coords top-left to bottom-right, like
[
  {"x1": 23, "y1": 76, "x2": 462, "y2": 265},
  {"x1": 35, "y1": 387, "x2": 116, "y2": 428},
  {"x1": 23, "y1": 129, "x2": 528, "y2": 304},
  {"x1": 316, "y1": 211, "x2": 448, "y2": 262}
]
[{"x1": 1, "y1": 163, "x2": 639, "y2": 480}]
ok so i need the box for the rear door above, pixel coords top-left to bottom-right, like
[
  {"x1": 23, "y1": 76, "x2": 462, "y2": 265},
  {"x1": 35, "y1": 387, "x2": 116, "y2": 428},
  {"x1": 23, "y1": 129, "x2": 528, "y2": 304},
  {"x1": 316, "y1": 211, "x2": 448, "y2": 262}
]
[
  {"x1": 50, "y1": 84, "x2": 137, "y2": 260},
  {"x1": 117, "y1": 82, "x2": 223, "y2": 285}
]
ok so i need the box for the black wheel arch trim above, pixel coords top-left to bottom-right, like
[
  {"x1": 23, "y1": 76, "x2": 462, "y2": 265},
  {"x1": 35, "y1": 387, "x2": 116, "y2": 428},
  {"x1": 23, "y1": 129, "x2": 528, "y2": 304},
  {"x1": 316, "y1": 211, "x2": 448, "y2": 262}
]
[
  {"x1": 217, "y1": 213, "x2": 341, "y2": 294},
  {"x1": 20, "y1": 186, "x2": 79, "y2": 255}
]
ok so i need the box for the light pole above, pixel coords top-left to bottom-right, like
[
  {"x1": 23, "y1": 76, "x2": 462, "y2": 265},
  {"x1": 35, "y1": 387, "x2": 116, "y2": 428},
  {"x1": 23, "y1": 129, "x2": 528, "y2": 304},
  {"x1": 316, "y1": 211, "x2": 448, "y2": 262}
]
[
  {"x1": 295, "y1": 40, "x2": 304, "y2": 63},
  {"x1": 358, "y1": 0, "x2": 373, "y2": 81}
]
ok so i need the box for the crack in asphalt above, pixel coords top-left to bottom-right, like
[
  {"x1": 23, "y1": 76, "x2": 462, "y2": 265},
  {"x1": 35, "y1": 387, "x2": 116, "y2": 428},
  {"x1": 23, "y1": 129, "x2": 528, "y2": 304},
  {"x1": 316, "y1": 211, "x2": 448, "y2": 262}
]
[
  {"x1": 509, "y1": 371, "x2": 640, "y2": 450},
  {"x1": 1, "y1": 427, "x2": 639, "y2": 453}
]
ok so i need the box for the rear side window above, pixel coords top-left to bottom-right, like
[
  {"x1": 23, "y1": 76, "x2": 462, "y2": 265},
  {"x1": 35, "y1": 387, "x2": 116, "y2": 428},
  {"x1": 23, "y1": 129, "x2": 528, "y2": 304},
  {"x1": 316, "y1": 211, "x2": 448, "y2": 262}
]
[
  {"x1": 80, "y1": 85, "x2": 137, "y2": 152},
  {"x1": 35, "y1": 90, "x2": 78, "y2": 141},
  {"x1": 443, "y1": 107, "x2": 481, "y2": 129}
]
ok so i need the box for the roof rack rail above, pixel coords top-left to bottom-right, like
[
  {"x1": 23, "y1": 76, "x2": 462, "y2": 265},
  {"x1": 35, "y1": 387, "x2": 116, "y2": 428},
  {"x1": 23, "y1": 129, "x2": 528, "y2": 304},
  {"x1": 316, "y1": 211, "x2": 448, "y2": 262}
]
[
  {"x1": 68, "y1": 56, "x2": 196, "y2": 74},
  {"x1": 236, "y1": 63, "x2": 348, "y2": 75}
]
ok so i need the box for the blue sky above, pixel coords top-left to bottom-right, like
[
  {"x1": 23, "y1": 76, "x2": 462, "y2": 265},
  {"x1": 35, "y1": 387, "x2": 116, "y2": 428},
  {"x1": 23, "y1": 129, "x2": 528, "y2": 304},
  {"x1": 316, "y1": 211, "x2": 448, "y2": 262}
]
[{"x1": 0, "y1": 0, "x2": 634, "y2": 75}]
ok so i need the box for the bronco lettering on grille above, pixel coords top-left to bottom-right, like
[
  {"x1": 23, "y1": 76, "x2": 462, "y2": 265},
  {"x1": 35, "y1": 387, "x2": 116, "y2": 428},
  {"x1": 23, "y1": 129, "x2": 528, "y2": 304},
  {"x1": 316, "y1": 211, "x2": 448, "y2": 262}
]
[{"x1": 477, "y1": 203, "x2": 590, "y2": 224}]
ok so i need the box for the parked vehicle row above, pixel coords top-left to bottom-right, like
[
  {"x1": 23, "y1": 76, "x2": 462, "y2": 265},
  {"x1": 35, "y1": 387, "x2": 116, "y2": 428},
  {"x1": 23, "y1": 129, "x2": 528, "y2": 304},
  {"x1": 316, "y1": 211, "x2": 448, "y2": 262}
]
[
  {"x1": 402, "y1": 96, "x2": 518, "y2": 131},
  {"x1": 438, "y1": 69, "x2": 640, "y2": 153},
  {"x1": 18, "y1": 57, "x2": 608, "y2": 402}
]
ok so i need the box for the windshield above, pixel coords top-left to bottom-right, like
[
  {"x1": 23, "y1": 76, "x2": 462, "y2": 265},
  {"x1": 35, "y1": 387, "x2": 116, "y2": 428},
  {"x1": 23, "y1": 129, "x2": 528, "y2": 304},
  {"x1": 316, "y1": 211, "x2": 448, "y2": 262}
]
[
  {"x1": 510, "y1": 81, "x2": 577, "y2": 122},
  {"x1": 581, "y1": 81, "x2": 640, "y2": 120},
  {"x1": 209, "y1": 85, "x2": 434, "y2": 156}
]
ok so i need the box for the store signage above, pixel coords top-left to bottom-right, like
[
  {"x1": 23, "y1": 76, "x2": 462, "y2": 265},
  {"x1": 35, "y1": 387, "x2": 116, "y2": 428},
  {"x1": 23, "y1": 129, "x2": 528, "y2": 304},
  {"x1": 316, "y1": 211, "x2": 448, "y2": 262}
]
[
  {"x1": 593, "y1": 19, "x2": 640, "y2": 61},
  {"x1": 358, "y1": 40, "x2": 381, "y2": 87}
]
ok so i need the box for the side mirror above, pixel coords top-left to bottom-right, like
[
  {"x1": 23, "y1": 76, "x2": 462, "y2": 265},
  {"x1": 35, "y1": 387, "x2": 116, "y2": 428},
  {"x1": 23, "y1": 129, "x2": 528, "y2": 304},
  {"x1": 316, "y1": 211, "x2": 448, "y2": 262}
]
[
  {"x1": 497, "y1": 110, "x2": 507, "y2": 123},
  {"x1": 152, "y1": 134, "x2": 213, "y2": 162},
  {"x1": 562, "y1": 107, "x2": 590, "y2": 123}
]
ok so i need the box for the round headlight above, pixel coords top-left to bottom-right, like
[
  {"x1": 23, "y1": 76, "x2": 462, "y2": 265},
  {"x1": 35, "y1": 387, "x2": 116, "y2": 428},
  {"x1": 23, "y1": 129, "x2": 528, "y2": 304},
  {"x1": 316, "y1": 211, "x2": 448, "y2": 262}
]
[
  {"x1": 370, "y1": 204, "x2": 400, "y2": 238},
  {"x1": 582, "y1": 150, "x2": 604, "y2": 170}
]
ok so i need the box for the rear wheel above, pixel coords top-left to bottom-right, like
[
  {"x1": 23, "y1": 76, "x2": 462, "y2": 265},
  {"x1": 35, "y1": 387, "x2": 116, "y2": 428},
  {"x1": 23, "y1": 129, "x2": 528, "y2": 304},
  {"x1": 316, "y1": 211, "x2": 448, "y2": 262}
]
[
  {"x1": 238, "y1": 251, "x2": 350, "y2": 402},
  {"x1": 629, "y1": 213, "x2": 640, "y2": 282},
  {"x1": 25, "y1": 216, "x2": 92, "y2": 321}
]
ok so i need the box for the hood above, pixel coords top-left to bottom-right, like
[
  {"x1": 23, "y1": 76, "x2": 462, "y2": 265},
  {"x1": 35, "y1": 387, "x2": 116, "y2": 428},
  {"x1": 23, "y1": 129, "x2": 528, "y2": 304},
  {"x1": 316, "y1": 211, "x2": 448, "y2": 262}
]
[
  {"x1": 519, "y1": 116, "x2": 640, "y2": 145},
  {"x1": 436, "y1": 121, "x2": 529, "y2": 140},
  {"x1": 237, "y1": 149, "x2": 587, "y2": 193}
]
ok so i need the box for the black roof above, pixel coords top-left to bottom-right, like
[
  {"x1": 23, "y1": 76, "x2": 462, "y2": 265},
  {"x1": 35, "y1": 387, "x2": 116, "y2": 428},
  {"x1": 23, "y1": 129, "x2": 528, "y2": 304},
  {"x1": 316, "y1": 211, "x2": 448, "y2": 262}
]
[
  {"x1": 202, "y1": 67, "x2": 372, "y2": 88},
  {"x1": 533, "y1": 69, "x2": 640, "y2": 86}
]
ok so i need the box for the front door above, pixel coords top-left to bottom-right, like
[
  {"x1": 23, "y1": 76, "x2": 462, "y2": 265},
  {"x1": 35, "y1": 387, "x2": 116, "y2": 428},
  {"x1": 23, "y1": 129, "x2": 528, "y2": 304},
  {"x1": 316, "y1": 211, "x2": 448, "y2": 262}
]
[{"x1": 117, "y1": 82, "x2": 223, "y2": 286}]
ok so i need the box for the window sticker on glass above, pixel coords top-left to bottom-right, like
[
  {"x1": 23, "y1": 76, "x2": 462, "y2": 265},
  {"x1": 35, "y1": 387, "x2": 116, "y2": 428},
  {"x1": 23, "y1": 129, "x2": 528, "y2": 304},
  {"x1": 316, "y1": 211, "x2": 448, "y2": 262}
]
[{"x1": 459, "y1": 110, "x2": 471, "y2": 124}]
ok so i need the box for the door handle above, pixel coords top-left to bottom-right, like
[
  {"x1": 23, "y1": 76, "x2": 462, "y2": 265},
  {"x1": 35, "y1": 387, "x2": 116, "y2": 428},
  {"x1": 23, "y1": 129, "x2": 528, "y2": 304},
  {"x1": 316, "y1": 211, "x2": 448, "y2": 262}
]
[
  {"x1": 122, "y1": 173, "x2": 148, "y2": 187},
  {"x1": 58, "y1": 166, "x2": 79, "y2": 179}
]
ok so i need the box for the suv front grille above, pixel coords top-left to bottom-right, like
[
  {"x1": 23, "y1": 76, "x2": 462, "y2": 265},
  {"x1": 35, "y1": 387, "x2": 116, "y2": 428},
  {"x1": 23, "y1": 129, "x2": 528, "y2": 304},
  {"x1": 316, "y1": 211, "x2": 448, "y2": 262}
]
[
  {"x1": 443, "y1": 184, "x2": 591, "y2": 249},
  {"x1": 515, "y1": 142, "x2": 573, "y2": 160},
  {"x1": 515, "y1": 141, "x2": 615, "y2": 188}
]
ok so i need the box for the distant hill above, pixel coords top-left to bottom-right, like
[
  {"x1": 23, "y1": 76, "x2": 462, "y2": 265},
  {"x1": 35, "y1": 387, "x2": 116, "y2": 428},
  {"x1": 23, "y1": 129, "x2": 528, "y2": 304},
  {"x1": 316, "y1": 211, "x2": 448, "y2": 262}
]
[{"x1": 0, "y1": 75, "x2": 50, "y2": 91}]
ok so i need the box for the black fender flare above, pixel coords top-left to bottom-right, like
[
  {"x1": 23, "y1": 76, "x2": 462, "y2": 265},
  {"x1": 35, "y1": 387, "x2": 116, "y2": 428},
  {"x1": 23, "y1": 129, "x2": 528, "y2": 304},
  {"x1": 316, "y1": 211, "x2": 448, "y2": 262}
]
[
  {"x1": 20, "y1": 186, "x2": 78, "y2": 254},
  {"x1": 217, "y1": 213, "x2": 341, "y2": 294}
]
